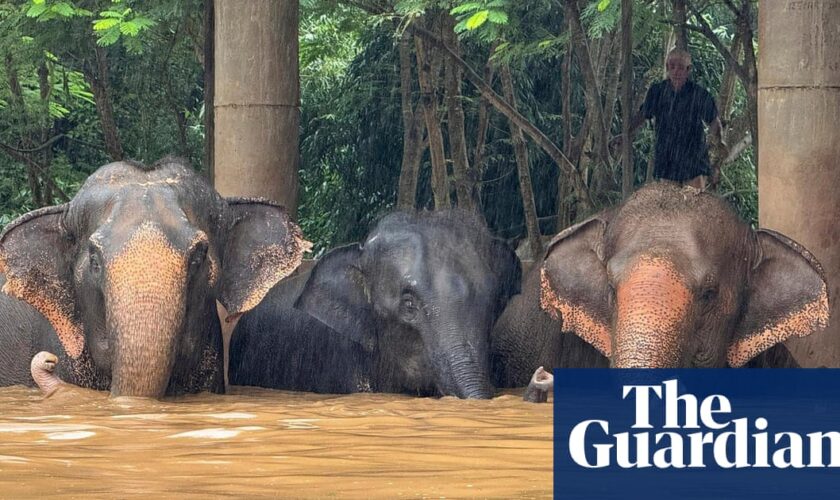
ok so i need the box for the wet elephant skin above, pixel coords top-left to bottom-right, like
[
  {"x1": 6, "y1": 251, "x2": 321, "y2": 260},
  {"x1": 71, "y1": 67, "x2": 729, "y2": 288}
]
[
  {"x1": 230, "y1": 210, "x2": 521, "y2": 399},
  {"x1": 0, "y1": 157, "x2": 309, "y2": 398},
  {"x1": 492, "y1": 181, "x2": 826, "y2": 386}
]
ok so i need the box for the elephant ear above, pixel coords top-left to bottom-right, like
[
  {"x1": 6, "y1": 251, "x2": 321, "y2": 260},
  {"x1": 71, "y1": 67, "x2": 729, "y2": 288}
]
[
  {"x1": 0, "y1": 205, "x2": 85, "y2": 359},
  {"x1": 540, "y1": 215, "x2": 612, "y2": 358},
  {"x1": 728, "y1": 229, "x2": 829, "y2": 367},
  {"x1": 218, "y1": 198, "x2": 312, "y2": 321},
  {"x1": 489, "y1": 238, "x2": 522, "y2": 319},
  {"x1": 294, "y1": 244, "x2": 376, "y2": 350}
]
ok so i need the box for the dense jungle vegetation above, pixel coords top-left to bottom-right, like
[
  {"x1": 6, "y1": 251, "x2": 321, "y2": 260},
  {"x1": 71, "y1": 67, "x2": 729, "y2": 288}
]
[{"x1": 0, "y1": 0, "x2": 758, "y2": 255}]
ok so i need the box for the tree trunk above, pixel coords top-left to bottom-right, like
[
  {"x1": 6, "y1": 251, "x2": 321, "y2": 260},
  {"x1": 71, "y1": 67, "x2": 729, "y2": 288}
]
[
  {"x1": 564, "y1": 0, "x2": 611, "y2": 169},
  {"x1": 37, "y1": 60, "x2": 53, "y2": 206},
  {"x1": 500, "y1": 65, "x2": 542, "y2": 260},
  {"x1": 411, "y1": 25, "x2": 594, "y2": 212},
  {"x1": 620, "y1": 0, "x2": 634, "y2": 198},
  {"x1": 214, "y1": 0, "x2": 300, "y2": 216},
  {"x1": 558, "y1": 30, "x2": 573, "y2": 231},
  {"x1": 758, "y1": 0, "x2": 840, "y2": 367},
  {"x1": 203, "y1": 0, "x2": 215, "y2": 182},
  {"x1": 414, "y1": 32, "x2": 450, "y2": 209},
  {"x1": 87, "y1": 46, "x2": 124, "y2": 161},
  {"x1": 472, "y1": 42, "x2": 497, "y2": 199},
  {"x1": 672, "y1": 0, "x2": 688, "y2": 50},
  {"x1": 5, "y1": 54, "x2": 43, "y2": 207},
  {"x1": 738, "y1": 0, "x2": 759, "y2": 170},
  {"x1": 716, "y1": 31, "x2": 742, "y2": 124},
  {"x1": 165, "y1": 72, "x2": 190, "y2": 157},
  {"x1": 397, "y1": 30, "x2": 425, "y2": 211},
  {"x1": 443, "y1": 15, "x2": 476, "y2": 210}
]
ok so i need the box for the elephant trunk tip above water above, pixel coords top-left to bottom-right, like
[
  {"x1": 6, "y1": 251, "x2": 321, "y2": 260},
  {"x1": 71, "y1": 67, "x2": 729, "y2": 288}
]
[
  {"x1": 0, "y1": 156, "x2": 311, "y2": 398},
  {"x1": 492, "y1": 181, "x2": 829, "y2": 383}
]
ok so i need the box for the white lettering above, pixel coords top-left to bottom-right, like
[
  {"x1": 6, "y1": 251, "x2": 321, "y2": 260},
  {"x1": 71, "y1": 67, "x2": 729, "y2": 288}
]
[
  {"x1": 623, "y1": 385, "x2": 662, "y2": 429},
  {"x1": 569, "y1": 419, "x2": 612, "y2": 468},
  {"x1": 653, "y1": 432, "x2": 685, "y2": 468},
  {"x1": 807, "y1": 431, "x2": 840, "y2": 467},
  {"x1": 712, "y1": 417, "x2": 750, "y2": 468},
  {"x1": 773, "y1": 433, "x2": 805, "y2": 468}
]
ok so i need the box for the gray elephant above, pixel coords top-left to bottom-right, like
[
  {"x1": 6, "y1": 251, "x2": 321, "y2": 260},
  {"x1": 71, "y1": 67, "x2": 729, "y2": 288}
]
[
  {"x1": 492, "y1": 182, "x2": 827, "y2": 386},
  {"x1": 229, "y1": 210, "x2": 521, "y2": 399},
  {"x1": 0, "y1": 157, "x2": 309, "y2": 398}
]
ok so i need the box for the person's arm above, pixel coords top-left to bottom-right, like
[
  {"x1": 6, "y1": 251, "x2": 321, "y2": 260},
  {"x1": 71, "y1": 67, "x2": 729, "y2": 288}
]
[
  {"x1": 628, "y1": 109, "x2": 647, "y2": 137},
  {"x1": 611, "y1": 87, "x2": 653, "y2": 150}
]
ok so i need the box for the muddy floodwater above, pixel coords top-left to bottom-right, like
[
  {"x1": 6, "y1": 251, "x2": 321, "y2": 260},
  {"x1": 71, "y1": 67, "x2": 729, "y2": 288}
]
[{"x1": 0, "y1": 385, "x2": 552, "y2": 498}]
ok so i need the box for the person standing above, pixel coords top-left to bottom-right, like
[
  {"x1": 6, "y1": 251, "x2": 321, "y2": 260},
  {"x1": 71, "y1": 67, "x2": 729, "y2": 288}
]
[{"x1": 624, "y1": 48, "x2": 728, "y2": 189}]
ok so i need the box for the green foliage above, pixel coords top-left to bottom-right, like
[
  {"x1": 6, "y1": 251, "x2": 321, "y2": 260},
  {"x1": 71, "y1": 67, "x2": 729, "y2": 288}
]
[
  {"x1": 0, "y1": 0, "x2": 205, "y2": 229},
  {"x1": 92, "y1": 2, "x2": 156, "y2": 52},
  {"x1": 581, "y1": 0, "x2": 619, "y2": 38},
  {"x1": 26, "y1": 0, "x2": 92, "y2": 20},
  {"x1": 0, "y1": 0, "x2": 761, "y2": 244},
  {"x1": 449, "y1": 0, "x2": 509, "y2": 43}
]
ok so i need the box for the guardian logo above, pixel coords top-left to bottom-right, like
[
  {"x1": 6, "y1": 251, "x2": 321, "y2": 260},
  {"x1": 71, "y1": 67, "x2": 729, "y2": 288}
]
[
  {"x1": 554, "y1": 369, "x2": 840, "y2": 499},
  {"x1": 569, "y1": 379, "x2": 839, "y2": 469}
]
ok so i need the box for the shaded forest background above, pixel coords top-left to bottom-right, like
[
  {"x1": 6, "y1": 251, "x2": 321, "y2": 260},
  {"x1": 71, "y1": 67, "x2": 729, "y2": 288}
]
[{"x1": 0, "y1": 0, "x2": 759, "y2": 256}]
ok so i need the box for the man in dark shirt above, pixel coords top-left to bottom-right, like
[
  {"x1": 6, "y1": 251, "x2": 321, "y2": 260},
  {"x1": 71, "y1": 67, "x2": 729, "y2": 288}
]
[{"x1": 626, "y1": 49, "x2": 727, "y2": 189}]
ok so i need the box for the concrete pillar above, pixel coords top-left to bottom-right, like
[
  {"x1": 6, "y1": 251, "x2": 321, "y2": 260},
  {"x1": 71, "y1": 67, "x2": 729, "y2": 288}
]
[
  {"x1": 214, "y1": 0, "x2": 299, "y2": 216},
  {"x1": 758, "y1": 0, "x2": 840, "y2": 367}
]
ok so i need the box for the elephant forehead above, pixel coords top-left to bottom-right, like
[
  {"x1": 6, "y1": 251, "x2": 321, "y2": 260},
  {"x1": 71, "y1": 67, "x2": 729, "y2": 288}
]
[
  {"x1": 616, "y1": 256, "x2": 693, "y2": 326},
  {"x1": 68, "y1": 180, "x2": 221, "y2": 242},
  {"x1": 104, "y1": 222, "x2": 191, "y2": 284}
]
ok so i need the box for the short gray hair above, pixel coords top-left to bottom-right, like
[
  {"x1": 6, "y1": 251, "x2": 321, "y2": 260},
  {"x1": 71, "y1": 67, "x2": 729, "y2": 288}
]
[{"x1": 666, "y1": 48, "x2": 692, "y2": 66}]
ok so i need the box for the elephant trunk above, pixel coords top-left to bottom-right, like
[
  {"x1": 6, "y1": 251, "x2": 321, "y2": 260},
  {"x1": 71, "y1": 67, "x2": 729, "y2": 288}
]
[
  {"x1": 109, "y1": 300, "x2": 184, "y2": 398},
  {"x1": 433, "y1": 323, "x2": 495, "y2": 399},
  {"x1": 613, "y1": 256, "x2": 692, "y2": 368},
  {"x1": 105, "y1": 225, "x2": 189, "y2": 398}
]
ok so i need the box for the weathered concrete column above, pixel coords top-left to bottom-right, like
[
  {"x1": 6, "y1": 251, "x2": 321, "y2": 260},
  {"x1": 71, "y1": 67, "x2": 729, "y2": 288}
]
[
  {"x1": 758, "y1": 1, "x2": 840, "y2": 367},
  {"x1": 214, "y1": 0, "x2": 299, "y2": 216}
]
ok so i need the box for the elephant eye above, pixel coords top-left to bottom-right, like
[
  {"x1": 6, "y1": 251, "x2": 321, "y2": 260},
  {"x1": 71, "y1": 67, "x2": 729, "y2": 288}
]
[
  {"x1": 401, "y1": 295, "x2": 416, "y2": 311},
  {"x1": 88, "y1": 250, "x2": 102, "y2": 276},
  {"x1": 400, "y1": 292, "x2": 420, "y2": 320},
  {"x1": 700, "y1": 286, "x2": 718, "y2": 303},
  {"x1": 189, "y1": 243, "x2": 208, "y2": 270}
]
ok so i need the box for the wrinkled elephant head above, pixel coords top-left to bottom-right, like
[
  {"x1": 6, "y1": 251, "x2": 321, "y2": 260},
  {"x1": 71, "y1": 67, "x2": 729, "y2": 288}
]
[
  {"x1": 0, "y1": 157, "x2": 309, "y2": 397},
  {"x1": 540, "y1": 182, "x2": 829, "y2": 368},
  {"x1": 295, "y1": 211, "x2": 520, "y2": 399}
]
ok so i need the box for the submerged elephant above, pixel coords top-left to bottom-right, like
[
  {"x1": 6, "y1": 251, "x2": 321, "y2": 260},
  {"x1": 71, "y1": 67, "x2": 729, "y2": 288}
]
[
  {"x1": 0, "y1": 157, "x2": 309, "y2": 398},
  {"x1": 492, "y1": 182, "x2": 828, "y2": 385},
  {"x1": 230, "y1": 210, "x2": 521, "y2": 399}
]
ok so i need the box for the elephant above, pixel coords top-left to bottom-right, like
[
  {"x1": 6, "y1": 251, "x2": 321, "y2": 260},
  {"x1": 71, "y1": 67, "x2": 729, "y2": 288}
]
[
  {"x1": 0, "y1": 156, "x2": 310, "y2": 398},
  {"x1": 229, "y1": 210, "x2": 521, "y2": 399},
  {"x1": 492, "y1": 181, "x2": 828, "y2": 385},
  {"x1": 0, "y1": 274, "x2": 62, "y2": 387}
]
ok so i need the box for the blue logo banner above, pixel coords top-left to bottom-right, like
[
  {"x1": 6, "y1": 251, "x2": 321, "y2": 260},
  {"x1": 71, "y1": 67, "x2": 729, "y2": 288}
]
[{"x1": 554, "y1": 369, "x2": 840, "y2": 499}]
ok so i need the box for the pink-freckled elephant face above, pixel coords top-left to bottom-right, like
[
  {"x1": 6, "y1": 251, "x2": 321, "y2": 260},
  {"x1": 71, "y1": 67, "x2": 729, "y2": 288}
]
[
  {"x1": 539, "y1": 182, "x2": 828, "y2": 368},
  {"x1": 0, "y1": 157, "x2": 310, "y2": 397}
]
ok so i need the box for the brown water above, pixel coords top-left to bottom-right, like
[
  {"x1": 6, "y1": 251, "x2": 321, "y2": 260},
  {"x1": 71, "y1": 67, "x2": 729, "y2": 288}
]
[{"x1": 0, "y1": 386, "x2": 552, "y2": 498}]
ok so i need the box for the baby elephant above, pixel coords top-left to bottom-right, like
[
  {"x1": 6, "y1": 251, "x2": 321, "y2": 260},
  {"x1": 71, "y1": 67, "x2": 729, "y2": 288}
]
[{"x1": 230, "y1": 210, "x2": 521, "y2": 399}]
